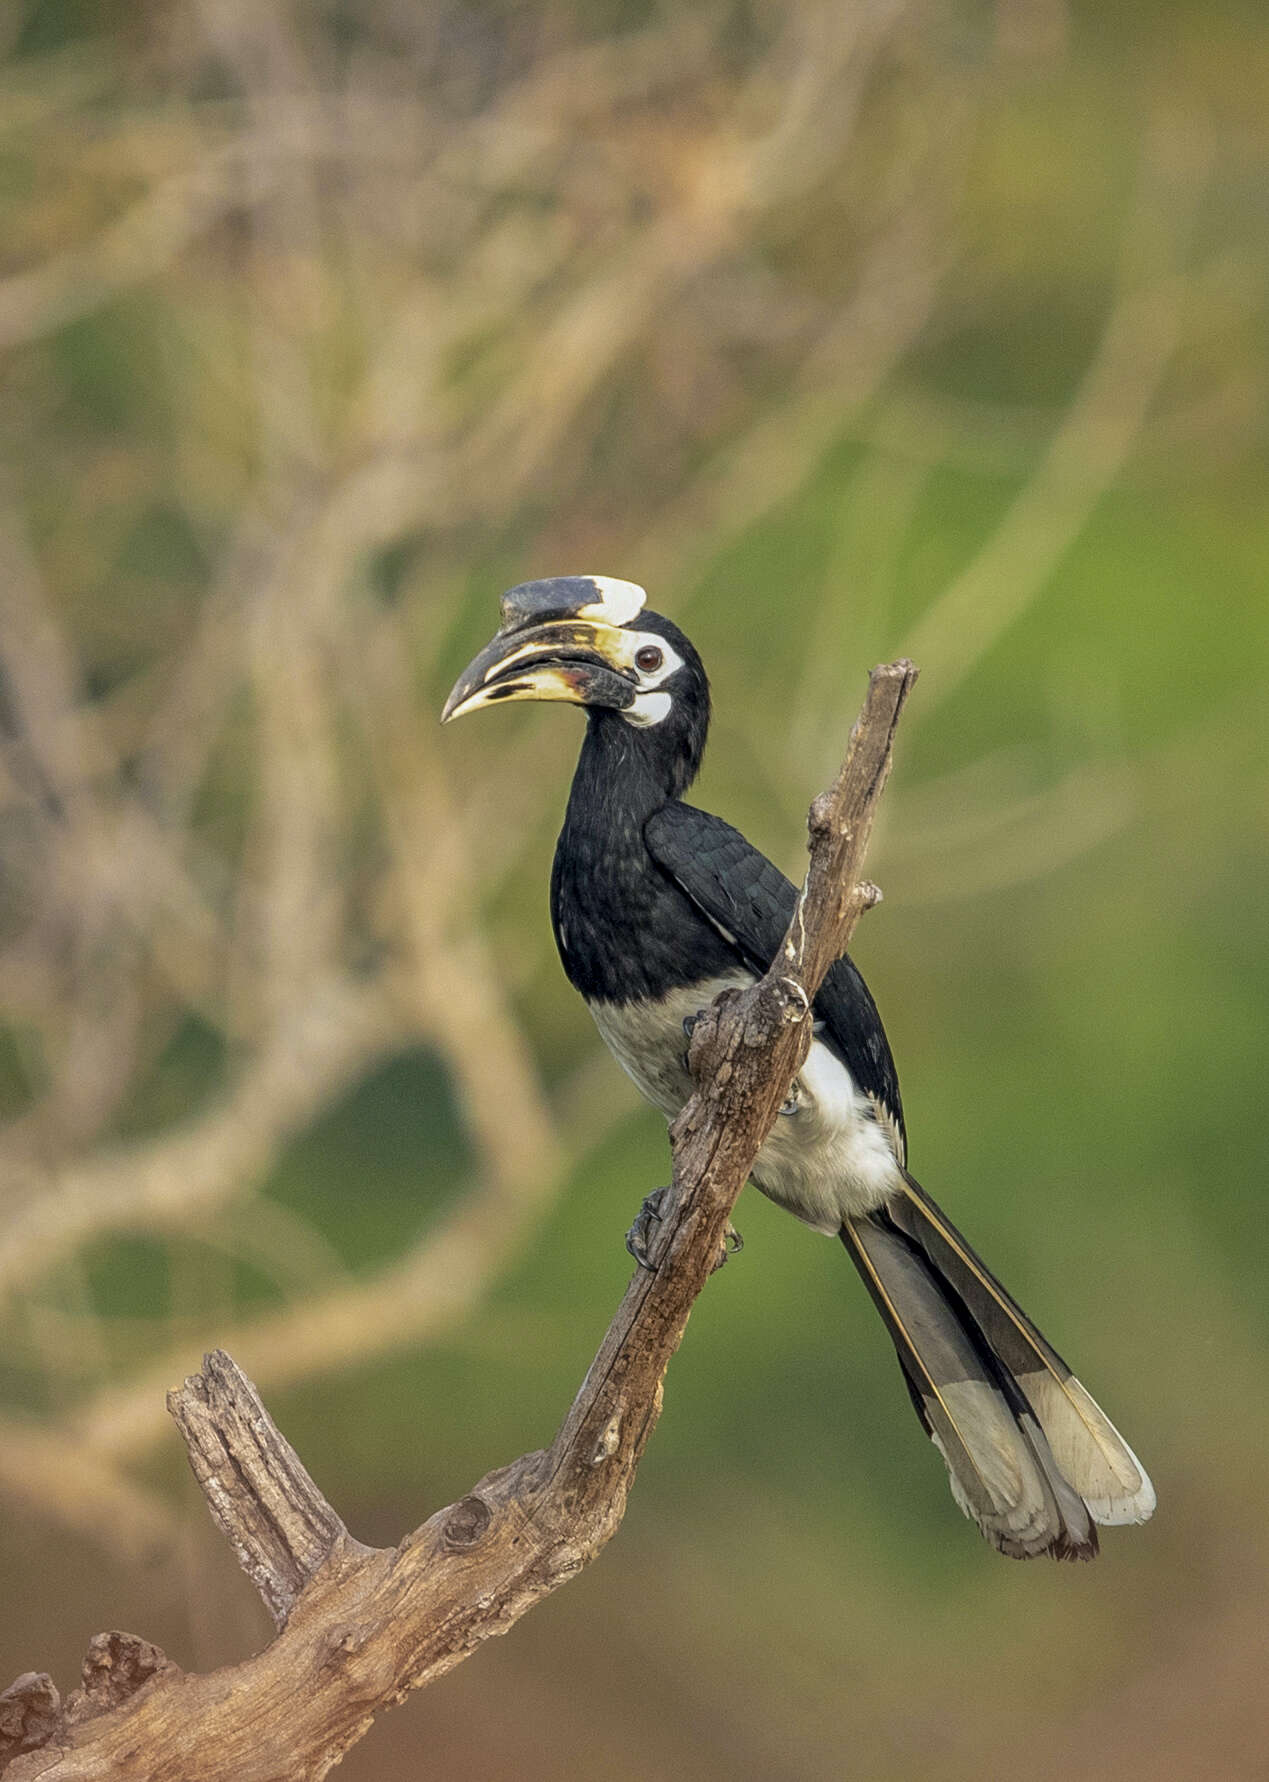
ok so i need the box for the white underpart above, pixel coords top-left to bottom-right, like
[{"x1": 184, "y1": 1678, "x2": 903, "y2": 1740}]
[
  {"x1": 589, "y1": 975, "x2": 903, "y2": 1230},
  {"x1": 753, "y1": 1033, "x2": 903, "y2": 1228},
  {"x1": 577, "y1": 576, "x2": 647, "y2": 626}
]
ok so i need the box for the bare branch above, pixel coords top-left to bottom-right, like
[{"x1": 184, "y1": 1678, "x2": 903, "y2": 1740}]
[{"x1": 0, "y1": 661, "x2": 916, "y2": 1782}]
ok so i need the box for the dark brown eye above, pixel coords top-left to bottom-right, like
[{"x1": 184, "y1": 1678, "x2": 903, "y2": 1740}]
[{"x1": 635, "y1": 644, "x2": 663, "y2": 673}]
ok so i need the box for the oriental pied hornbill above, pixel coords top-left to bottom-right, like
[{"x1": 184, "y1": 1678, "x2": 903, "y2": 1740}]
[{"x1": 443, "y1": 575, "x2": 1155, "y2": 1559}]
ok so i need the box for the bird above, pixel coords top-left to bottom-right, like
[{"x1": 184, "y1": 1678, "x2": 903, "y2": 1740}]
[{"x1": 442, "y1": 574, "x2": 1155, "y2": 1559}]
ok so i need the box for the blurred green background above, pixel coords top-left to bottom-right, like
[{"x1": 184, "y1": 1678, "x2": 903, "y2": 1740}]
[{"x1": 1, "y1": 0, "x2": 1266, "y2": 1776}]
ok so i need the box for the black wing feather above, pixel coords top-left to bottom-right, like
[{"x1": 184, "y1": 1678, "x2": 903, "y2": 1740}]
[{"x1": 644, "y1": 801, "x2": 905, "y2": 1150}]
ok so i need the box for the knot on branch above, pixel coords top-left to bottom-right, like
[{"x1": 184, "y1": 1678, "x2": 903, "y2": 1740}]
[
  {"x1": 589, "y1": 1411, "x2": 622, "y2": 1466},
  {"x1": 774, "y1": 978, "x2": 811, "y2": 1023},
  {"x1": 321, "y1": 1625, "x2": 369, "y2": 1670},
  {"x1": 808, "y1": 790, "x2": 849, "y2": 839},
  {"x1": 443, "y1": 1495, "x2": 493, "y2": 1549}
]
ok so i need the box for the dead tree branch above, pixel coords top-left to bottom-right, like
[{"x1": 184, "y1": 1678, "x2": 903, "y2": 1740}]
[{"x1": 0, "y1": 661, "x2": 917, "y2": 1782}]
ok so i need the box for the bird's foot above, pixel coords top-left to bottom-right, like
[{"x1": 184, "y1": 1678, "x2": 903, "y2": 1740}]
[
  {"x1": 626, "y1": 1186, "x2": 671, "y2": 1271},
  {"x1": 626, "y1": 1188, "x2": 744, "y2": 1274},
  {"x1": 711, "y1": 1222, "x2": 744, "y2": 1274},
  {"x1": 680, "y1": 1008, "x2": 708, "y2": 1073}
]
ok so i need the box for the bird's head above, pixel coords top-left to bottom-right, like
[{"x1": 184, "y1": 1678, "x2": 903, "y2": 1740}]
[{"x1": 441, "y1": 576, "x2": 709, "y2": 793}]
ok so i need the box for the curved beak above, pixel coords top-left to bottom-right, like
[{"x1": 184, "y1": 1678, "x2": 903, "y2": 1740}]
[{"x1": 441, "y1": 620, "x2": 637, "y2": 723}]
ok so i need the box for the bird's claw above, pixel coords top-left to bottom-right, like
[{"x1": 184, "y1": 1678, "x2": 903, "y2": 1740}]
[
  {"x1": 681, "y1": 1008, "x2": 709, "y2": 1073},
  {"x1": 626, "y1": 1186, "x2": 671, "y2": 1271},
  {"x1": 710, "y1": 1221, "x2": 744, "y2": 1274},
  {"x1": 626, "y1": 1190, "x2": 743, "y2": 1275}
]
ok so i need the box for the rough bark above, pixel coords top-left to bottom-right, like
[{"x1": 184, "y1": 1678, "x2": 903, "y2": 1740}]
[{"x1": 1, "y1": 660, "x2": 917, "y2": 1782}]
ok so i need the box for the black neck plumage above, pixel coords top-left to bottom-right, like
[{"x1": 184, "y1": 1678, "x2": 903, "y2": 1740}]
[{"x1": 549, "y1": 709, "x2": 735, "y2": 1005}]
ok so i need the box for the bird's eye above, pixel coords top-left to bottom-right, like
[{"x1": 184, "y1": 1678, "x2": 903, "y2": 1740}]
[{"x1": 635, "y1": 645, "x2": 663, "y2": 673}]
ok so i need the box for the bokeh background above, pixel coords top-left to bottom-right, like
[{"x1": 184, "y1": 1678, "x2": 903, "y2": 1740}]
[{"x1": 1, "y1": 1, "x2": 1266, "y2": 1776}]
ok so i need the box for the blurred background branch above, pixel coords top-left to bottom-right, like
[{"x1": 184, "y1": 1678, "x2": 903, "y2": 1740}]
[
  {"x1": 1, "y1": 0, "x2": 966, "y2": 1503},
  {"x1": 0, "y1": 0, "x2": 1265, "y2": 1776}
]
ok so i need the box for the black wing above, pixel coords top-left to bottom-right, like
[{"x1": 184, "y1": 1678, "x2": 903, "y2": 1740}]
[{"x1": 644, "y1": 800, "x2": 905, "y2": 1154}]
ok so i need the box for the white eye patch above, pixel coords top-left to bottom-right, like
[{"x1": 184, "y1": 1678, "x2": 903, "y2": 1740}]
[
  {"x1": 622, "y1": 629, "x2": 684, "y2": 687},
  {"x1": 617, "y1": 629, "x2": 682, "y2": 726},
  {"x1": 576, "y1": 576, "x2": 647, "y2": 627}
]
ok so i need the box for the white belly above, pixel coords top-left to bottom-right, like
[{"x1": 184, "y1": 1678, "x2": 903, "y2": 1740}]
[{"x1": 589, "y1": 979, "x2": 903, "y2": 1234}]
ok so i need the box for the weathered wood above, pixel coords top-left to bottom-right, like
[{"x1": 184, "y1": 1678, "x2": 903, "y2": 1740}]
[
  {"x1": 167, "y1": 1351, "x2": 357, "y2": 1630},
  {"x1": 1, "y1": 660, "x2": 916, "y2": 1782}
]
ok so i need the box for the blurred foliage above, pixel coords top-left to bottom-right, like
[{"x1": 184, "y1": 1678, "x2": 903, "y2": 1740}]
[{"x1": 0, "y1": 0, "x2": 1267, "y2": 1777}]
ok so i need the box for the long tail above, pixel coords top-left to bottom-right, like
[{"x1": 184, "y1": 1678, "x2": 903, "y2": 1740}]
[{"x1": 840, "y1": 1175, "x2": 1155, "y2": 1560}]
